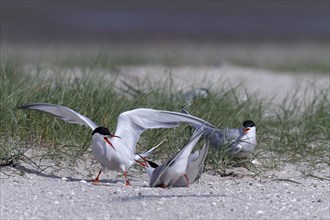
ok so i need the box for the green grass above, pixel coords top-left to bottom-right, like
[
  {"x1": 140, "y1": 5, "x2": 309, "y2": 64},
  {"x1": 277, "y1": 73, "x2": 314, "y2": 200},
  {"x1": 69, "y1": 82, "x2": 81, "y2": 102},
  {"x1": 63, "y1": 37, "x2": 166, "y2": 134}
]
[{"x1": 0, "y1": 59, "x2": 329, "y2": 175}]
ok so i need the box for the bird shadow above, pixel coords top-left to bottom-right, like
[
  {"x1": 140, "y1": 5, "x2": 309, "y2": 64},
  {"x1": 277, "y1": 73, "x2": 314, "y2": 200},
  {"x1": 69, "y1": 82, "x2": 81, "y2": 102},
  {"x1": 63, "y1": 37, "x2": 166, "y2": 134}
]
[
  {"x1": 2, "y1": 163, "x2": 122, "y2": 184},
  {"x1": 113, "y1": 193, "x2": 228, "y2": 202}
]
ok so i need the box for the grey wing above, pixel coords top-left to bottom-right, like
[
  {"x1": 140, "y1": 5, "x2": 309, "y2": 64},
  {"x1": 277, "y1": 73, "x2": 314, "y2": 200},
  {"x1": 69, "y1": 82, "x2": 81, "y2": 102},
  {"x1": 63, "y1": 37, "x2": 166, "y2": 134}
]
[
  {"x1": 113, "y1": 108, "x2": 216, "y2": 154},
  {"x1": 17, "y1": 103, "x2": 98, "y2": 130},
  {"x1": 230, "y1": 144, "x2": 243, "y2": 155},
  {"x1": 224, "y1": 128, "x2": 244, "y2": 150},
  {"x1": 174, "y1": 137, "x2": 210, "y2": 187},
  {"x1": 149, "y1": 164, "x2": 167, "y2": 187},
  {"x1": 203, "y1": 128, "x2": 241, "y2": 150},
  {"x1": 149, "y1": 129, "x2": 204, "y2": 187},
  {"x1": 188, "y1": 151, "x2": 200, "y2": 162},
  {"x1": 189, "y1": 137, "x2": 210, "y2": 183}
]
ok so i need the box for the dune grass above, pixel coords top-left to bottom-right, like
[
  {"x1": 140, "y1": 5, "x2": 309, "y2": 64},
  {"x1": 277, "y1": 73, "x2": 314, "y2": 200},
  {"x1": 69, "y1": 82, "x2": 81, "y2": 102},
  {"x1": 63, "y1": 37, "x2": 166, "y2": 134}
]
[{"x1": 0, "y1": 59, "x2": 329, "y2": 175}]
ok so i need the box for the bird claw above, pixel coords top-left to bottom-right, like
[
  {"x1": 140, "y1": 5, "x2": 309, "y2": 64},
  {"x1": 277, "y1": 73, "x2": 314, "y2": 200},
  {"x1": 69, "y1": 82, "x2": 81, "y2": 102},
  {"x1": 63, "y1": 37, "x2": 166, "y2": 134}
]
[
  {"x1": 125, "y1": 180, "x2": 131, "y2": 187},
  {"x1": 91, "y1": 178, "x2": 100, "y2": 185},
  {"x1": 123, "y1": 171, "x2": 131, "y2": 186}
]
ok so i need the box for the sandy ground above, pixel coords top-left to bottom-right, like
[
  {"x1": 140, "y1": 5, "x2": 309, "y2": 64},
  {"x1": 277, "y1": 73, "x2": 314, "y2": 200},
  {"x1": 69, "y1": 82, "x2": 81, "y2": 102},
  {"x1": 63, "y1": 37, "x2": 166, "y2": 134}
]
[
  {"x1": 1, "y1": 159, "x2": 329, "y2": 220},
  {"x1": 1, "y1": 64, "x2": 329, "y2": 219}
]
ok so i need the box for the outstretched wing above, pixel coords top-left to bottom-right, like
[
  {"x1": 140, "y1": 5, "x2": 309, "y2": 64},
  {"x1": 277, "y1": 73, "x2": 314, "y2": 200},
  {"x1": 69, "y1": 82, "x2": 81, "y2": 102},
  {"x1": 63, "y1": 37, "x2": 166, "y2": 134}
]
[
  {"x1": 192, "y1": 137, "x2": 210, "y2": 182},
  {"x1": 113, "y1": 108, "x2": 216, "y2": 154},
  {"x1": 174, "y1": 137, "x2": 210, "y2": 187},
  {"x1": 18, "y1": 103, "x2": 98, "y2": 130},
  {"x1": 149, "y1": 129, "x2": 204, "y2": 187}
]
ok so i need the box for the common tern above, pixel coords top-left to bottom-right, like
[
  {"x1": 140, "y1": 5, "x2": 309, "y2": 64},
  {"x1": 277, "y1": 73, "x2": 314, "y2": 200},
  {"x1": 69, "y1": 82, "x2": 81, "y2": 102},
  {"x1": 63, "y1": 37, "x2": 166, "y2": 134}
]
[
  {"x1": 181, "y1": 107, "x2": 256, "y2": 159},
  {"x1": 18, "y1": 103, "x2": 216, "y2": 185},
  {"x1": 140, "y1": 129, "x2": 209, "y2": 188}
]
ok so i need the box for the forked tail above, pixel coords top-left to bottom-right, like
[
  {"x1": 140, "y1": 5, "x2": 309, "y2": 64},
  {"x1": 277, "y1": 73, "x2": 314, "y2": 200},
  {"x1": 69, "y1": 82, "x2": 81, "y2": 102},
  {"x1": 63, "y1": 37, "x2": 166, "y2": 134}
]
[{"x1": 134, "y1": 139, "x2": 167, "y2": 161}]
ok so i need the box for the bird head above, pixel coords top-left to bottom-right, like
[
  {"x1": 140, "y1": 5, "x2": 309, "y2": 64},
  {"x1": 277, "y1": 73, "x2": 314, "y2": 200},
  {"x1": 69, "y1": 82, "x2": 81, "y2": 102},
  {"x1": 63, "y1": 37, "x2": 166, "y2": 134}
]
[
  {"x1": 242, "y1": 120, "x2": 256, "y2": 135},
  {"x1": 92, "y1": 126, "x2": 120, "y2": 151}
]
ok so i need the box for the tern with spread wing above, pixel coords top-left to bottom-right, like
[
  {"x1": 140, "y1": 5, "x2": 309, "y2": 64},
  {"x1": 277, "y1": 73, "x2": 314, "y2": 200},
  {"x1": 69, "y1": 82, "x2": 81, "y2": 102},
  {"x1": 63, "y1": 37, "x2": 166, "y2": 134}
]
[
  {"x1": 181, "y1": 107, "x2": 256, "y2": 159},
  {"x1": 18, "y1": 103, "x2": 216, "y2": 185},
  {"x1": 140, "y1": 129, "x2": 209, "y2": 188},
  {"x1": 173, "y1": 135, "x2": 209, "y2": 187}
]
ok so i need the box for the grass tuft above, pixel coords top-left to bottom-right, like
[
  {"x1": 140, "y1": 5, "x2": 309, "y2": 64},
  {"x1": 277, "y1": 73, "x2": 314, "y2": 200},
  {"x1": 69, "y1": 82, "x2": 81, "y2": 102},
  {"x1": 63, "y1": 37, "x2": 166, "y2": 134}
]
[{"x1": 0, "y1": 60, "x2": 329, "y2": 174}]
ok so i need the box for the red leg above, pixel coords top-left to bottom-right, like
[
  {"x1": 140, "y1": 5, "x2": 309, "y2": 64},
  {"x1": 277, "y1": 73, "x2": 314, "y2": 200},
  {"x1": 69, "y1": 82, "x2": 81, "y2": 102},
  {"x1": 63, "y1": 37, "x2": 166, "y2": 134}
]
[
  {"x1": 124, "y1": 171, "x2": 131, "y2": 186},
  {"x1": 92, "y1": 169, "x2": 102, "y2": 184},
  {"x1": 184, "y1": 174, "x2": 190, "y2": 187}
]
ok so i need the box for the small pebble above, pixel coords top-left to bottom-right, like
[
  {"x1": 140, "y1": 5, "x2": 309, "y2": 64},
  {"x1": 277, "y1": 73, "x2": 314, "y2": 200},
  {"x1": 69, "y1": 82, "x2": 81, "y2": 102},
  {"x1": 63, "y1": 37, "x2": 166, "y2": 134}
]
[{"x1": 256, "y1": 210, "x2": 264, "y2": 215}]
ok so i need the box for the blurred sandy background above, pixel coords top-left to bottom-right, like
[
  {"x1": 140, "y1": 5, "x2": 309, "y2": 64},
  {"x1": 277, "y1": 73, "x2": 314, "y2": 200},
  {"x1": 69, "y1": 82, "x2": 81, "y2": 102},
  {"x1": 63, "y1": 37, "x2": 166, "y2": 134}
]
[{"x1": 1, "y1": 1, "x2": 329, "y2": 103}]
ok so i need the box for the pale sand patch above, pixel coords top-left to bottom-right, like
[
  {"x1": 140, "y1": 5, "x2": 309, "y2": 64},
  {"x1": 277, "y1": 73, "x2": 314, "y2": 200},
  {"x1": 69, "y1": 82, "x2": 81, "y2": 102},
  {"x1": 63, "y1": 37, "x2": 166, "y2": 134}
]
[{"x1": 117, "y1": 64, "x2": 329, "y2": 105}]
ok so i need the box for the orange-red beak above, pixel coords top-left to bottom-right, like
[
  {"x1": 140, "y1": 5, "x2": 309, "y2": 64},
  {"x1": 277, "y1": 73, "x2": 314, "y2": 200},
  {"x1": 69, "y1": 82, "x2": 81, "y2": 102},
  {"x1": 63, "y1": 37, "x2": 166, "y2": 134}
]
[
  {"x1": 103, "y1": 137, "x2": 116, "y2": 151},
  {"x1": 135, "y1": 153, "x2": 148, "y2": 168},
  {"x1": 243, "y1": 127, "x2": 250, "y2": 134}
]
